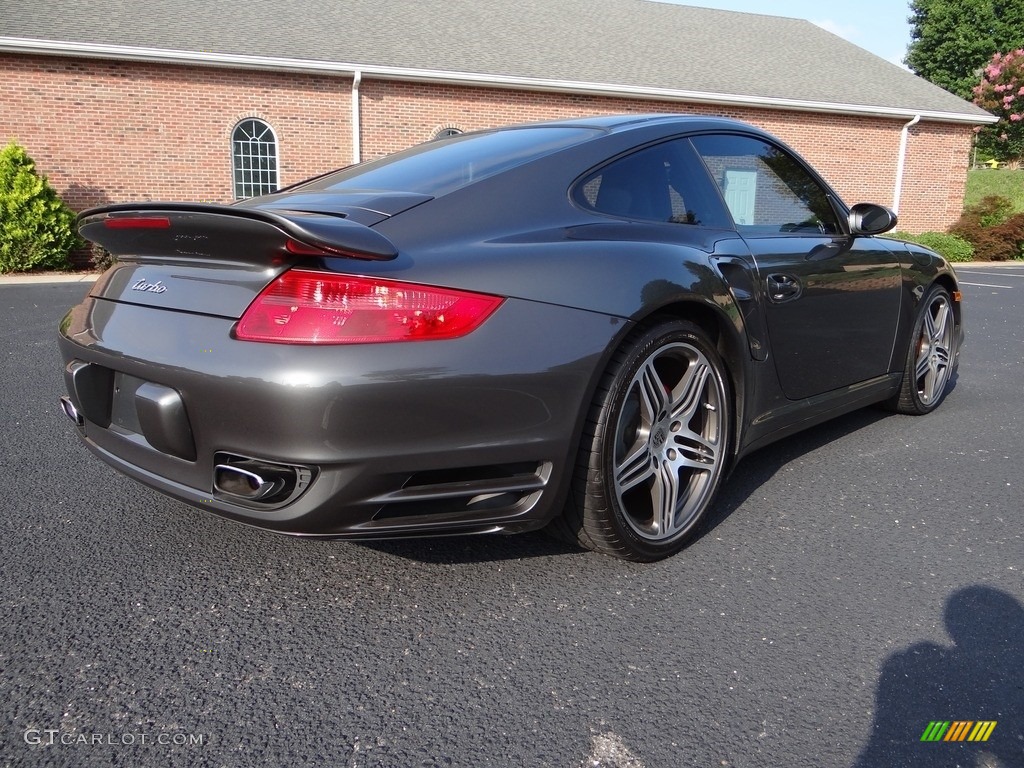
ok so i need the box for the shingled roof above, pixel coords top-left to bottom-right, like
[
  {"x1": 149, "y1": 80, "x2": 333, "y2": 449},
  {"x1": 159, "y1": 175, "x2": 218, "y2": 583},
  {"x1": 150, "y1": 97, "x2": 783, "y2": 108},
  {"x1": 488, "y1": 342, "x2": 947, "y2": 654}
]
[{"x1": 0, "y1": 0, "x2": 993, "y2": 122}]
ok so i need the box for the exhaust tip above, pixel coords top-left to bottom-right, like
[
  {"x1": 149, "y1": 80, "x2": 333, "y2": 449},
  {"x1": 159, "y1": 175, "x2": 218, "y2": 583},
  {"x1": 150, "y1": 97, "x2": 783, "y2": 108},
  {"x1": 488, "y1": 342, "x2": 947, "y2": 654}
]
[
  {"x1": 211, "y1": 453, "x2": 315, "y2": 509},
  {"x1": 60, "y1": 396, "x2": 85, "y2": 427},
  {"x1": 214, "y1": 463, "x2": 285, "y2": 501}
]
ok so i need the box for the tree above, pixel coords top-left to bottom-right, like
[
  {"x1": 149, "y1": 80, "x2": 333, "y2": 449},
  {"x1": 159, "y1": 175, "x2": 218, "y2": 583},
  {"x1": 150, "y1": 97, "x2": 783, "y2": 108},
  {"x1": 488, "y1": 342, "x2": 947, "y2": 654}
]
[
  {"x1": 906, "y1": 0, "x2": 1024, "y2": 100},
  {"x1": 0, "y1": 141, "x2": 80, "y2": 273},
  {"x1": 973, "y1": 49, "x2": 1024, "y2": 165}
]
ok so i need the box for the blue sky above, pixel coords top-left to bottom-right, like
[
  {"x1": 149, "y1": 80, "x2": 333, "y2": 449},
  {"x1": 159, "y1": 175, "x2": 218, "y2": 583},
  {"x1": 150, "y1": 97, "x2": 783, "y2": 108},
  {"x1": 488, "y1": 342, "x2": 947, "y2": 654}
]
[{"x1": 657, "y1": 0, "x2": 913, "y2": 67}]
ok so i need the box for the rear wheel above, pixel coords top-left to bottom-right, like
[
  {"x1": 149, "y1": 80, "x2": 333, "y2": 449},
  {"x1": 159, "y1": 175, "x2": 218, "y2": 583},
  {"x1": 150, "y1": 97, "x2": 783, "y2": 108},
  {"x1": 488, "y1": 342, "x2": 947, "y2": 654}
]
[
  {"x1": 562, "y1": 319, "x2": 731, "y2": 561},
  {"x1": 891, "y1": 284, "x2": 956, "y2": 415}
]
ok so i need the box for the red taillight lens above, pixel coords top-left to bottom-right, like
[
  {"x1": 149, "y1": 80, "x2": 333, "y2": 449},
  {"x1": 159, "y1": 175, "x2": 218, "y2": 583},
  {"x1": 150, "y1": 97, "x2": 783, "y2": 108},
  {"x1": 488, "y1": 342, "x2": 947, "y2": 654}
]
[
  {"x1": 235, "y1": 270, "x2": 504, "y2": 344},
  {"x1": 103, "y1": 216, "x2": 171, "y2": 229}
]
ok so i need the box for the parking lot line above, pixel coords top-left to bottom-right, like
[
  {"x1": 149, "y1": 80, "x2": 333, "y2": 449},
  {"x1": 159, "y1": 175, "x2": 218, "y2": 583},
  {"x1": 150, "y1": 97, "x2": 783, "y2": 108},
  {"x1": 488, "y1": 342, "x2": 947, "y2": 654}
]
[{"x1": 956, "y1": 271, "x2": 1024, "y2": 278}]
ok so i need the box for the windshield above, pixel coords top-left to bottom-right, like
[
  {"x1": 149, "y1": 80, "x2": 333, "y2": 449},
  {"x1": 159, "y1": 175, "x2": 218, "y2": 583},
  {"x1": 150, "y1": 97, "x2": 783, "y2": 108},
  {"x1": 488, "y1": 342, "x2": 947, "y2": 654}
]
[{"x1": 296, "y1": 127, "x2": 600, "y2": 196}]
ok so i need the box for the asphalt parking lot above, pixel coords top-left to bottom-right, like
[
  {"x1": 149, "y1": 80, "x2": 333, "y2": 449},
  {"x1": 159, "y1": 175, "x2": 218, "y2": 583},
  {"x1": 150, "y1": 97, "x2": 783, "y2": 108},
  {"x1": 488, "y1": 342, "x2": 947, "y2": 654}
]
[{"x1": 1, "y1": 271, "x2": 1022, "y2": 768}]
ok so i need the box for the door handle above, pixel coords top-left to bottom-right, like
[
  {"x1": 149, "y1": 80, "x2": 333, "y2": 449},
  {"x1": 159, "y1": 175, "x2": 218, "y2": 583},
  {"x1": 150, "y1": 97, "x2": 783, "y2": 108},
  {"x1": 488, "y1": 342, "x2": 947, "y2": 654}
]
[{"x1": 766, "y1": 273, "x2": 802, "y2": 302}]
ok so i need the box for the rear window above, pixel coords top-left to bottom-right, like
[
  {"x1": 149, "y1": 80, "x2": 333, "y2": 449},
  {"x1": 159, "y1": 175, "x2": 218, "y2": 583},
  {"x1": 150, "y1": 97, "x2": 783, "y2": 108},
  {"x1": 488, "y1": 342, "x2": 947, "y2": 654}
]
[{"x1": 297, "y1": 127, "x2": 599, "y2": 196}]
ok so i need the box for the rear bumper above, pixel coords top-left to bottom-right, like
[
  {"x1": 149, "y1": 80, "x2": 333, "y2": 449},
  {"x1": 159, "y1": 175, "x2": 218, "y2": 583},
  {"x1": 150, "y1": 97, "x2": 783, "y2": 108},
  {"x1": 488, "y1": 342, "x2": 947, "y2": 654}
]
[
  {"x1": 58, "y1": 295, "x2": 622, "y2": 537},
  {"x1": 68, "y1": 430, "x2": 536, "y2": 538}
]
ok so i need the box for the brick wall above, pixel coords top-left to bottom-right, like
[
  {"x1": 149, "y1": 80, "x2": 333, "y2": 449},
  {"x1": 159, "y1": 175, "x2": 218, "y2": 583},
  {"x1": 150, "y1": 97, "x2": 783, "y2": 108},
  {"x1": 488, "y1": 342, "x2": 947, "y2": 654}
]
[
  {"x1": 1, "y1": 53, "x2": 975, "y2": 232},
  {"x1": 0, "y1": 54, "x2": 350, "y2": 210}
]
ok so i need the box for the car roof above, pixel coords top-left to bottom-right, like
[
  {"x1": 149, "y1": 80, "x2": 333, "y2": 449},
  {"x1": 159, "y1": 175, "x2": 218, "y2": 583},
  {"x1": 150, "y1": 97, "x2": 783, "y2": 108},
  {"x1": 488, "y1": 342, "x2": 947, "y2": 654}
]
[{"x1": 495, "y1": 113, "x2": 772, "y2": 137}]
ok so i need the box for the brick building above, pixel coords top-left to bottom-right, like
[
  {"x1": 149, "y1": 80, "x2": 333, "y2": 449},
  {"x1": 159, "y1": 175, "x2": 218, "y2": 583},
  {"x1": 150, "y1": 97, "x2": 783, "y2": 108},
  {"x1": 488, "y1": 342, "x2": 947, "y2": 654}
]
[{"x1": 0, "y1": 0, "x2": 995, "y2": 232}]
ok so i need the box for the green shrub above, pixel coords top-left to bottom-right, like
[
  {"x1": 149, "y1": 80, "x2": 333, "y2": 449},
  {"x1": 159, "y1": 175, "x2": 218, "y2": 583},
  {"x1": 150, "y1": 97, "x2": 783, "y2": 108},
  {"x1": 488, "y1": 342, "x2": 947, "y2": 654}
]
[
  {"x1": 883, "y1": 231, "x2": 975, "y2": 262},
  {"x1": 970, "y1": 195, "x2": 1015, "y2": 227},
  {"x1": 910, "y1": 232, "x2": 975, "y2": 262},
  {"x1": 0, "y1": 141, "x2": 80, "y2": 273}
]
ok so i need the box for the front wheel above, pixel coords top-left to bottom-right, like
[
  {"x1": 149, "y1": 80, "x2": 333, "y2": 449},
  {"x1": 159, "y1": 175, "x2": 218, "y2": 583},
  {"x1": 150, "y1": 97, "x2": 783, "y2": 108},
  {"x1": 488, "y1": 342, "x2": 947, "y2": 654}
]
[
  {"x1": 890, "y1": 284, "x2": 957, "y2": 415},
  {"x1": 563, "y1": 319, "x2": 731, "y2": 561}
]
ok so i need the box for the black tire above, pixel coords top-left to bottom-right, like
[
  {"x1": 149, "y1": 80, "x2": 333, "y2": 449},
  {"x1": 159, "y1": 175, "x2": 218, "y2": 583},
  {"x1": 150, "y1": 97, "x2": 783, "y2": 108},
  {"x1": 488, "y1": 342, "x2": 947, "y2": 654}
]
[
  {"x1": 890, "y1": 284, "x2": 957, "y2": 415},
  {"x1": 561, "y1": 319, "x2": 731, "y2": 561}
]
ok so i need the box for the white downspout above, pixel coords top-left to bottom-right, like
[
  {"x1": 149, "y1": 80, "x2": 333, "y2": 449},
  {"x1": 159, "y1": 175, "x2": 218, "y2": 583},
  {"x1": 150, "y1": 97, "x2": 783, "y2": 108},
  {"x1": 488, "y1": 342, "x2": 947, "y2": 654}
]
[
  {"x1": 893, "y1": 113, "x2": 921, "y2": 214},
  {"x1": 351, "y1": 70, "x2": 362, "y2": 164}
]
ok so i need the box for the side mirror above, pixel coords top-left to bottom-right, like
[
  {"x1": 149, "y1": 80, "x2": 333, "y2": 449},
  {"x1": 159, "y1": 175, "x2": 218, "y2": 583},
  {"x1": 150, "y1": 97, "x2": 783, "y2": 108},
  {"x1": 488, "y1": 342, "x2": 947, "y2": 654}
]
[{"x1": 849, "y1": 203, "x2": 898, "y2": 236}]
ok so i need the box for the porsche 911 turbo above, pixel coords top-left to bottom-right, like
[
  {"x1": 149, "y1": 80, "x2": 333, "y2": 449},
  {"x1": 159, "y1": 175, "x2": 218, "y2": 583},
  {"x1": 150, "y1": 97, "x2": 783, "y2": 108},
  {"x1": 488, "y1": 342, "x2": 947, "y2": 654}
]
[{"x1": 58, "y1": 114, "x2": 962, "y2": 561}]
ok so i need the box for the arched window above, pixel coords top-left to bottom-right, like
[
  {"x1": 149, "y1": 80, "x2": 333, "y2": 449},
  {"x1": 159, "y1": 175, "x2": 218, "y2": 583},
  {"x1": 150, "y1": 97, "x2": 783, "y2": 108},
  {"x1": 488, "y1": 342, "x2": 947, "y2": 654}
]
[
  {"x1": 433, "y1": 126, "x2": 463, "y2": 140},
  {"x1": 232, "y1": 119, "x2": 279, "y2": 199}
]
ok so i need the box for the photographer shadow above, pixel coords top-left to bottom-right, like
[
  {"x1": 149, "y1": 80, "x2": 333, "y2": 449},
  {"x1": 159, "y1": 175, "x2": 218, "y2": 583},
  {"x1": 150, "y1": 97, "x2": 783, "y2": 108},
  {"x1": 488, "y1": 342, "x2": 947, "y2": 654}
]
[{"x1": 854, "y1": 586, "x2": 1023, "y2": 767}]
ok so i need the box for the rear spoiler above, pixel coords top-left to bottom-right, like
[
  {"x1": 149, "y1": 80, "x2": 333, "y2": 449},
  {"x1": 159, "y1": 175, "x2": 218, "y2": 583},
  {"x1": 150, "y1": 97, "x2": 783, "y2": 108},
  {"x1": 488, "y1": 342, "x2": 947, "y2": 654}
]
[{"x1": 78, "y1": 202, "x2": 398, "y2": 261}]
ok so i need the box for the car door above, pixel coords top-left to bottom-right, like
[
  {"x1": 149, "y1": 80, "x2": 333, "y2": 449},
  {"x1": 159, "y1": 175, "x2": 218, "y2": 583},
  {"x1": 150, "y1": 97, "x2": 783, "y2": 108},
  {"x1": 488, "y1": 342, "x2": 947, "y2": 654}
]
[{"x1": 690, "y1": 133, "x2": 901, "y2": 401}]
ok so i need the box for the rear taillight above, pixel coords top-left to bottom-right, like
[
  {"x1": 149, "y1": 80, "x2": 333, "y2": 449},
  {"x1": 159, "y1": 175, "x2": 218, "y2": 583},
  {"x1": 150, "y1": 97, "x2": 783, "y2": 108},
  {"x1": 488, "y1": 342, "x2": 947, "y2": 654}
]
[{"x1": 235, "y1": 270, "x2": 503, "y2": 344}]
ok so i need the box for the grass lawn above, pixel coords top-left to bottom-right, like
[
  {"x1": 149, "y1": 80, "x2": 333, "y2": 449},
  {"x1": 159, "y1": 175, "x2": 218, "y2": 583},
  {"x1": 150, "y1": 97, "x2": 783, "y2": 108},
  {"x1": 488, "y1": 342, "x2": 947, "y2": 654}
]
[{"x1": 964, "y1": 169, "x2": 1024, "y2": 212}]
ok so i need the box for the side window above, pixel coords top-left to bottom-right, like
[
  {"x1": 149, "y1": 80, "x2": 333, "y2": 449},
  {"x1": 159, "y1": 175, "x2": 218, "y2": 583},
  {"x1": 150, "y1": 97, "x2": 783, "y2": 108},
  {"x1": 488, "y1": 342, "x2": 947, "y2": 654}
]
[
  {"x1": 232, "y1": 119, "x2": 279, "y2": 200},
  {"x1": 689, "y1": 134, "x2": 840, "y2": 235},
  {"x1": 574, "y1": 139, "x2": 731, "y2": 228}
]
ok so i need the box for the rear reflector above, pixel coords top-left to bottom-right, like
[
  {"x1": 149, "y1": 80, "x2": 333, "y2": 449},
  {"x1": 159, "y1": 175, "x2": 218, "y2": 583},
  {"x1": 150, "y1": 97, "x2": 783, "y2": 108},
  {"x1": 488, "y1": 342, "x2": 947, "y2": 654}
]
[
  {"x1": 104, "y1": 216, "x2": 171, "y2": 229},
  {"x1": 235, "y1": 269, "x2": 503, "y2": 344}
]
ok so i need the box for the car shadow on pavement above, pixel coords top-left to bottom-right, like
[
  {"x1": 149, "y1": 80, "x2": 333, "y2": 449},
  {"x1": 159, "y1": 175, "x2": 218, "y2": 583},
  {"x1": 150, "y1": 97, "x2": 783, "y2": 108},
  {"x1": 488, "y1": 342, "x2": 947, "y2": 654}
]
[
  {"x1": 852, "y1": 585, "x2": 1023, "y2": 767},
  {"x1": 356, "y1": 530, "x2": 582, "y2": 565},
  {"x1": 700, "y1": 368, "x2": 960, "y2": 543},
  {"x1": 699, "y1": 404, "x2": 894, "y2": 540}
]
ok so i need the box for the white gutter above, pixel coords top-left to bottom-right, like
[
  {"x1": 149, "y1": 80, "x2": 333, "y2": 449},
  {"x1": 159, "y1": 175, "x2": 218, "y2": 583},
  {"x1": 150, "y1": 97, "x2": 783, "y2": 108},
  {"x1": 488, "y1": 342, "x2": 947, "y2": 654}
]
[
  {"x1": 351, "y1": 69, "x2": 362, "y2": 164},
  {"x1": 0, "y1": 37, "x2": 999, "y2": 125},
  {"x1": 893, "y1": 114, "x2": 922, "y2": 213}
]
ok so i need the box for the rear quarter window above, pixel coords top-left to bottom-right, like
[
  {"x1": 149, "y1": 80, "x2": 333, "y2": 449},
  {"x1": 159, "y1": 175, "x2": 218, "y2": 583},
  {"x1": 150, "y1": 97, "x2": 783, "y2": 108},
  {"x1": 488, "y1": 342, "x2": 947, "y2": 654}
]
[{"x1": 574, "y1": 139, "x2": 732, "y2": 228}]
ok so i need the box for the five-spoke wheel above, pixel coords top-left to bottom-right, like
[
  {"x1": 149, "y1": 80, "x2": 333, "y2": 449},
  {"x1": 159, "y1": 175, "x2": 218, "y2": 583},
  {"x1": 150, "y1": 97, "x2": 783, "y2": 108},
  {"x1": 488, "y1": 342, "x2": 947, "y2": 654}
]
[
  {"x1": 892, "y1": 284, "x2": 957, "y2": 415},
  {"x1": 566, "y1": 319, "x2": 730, "y2": 561}
]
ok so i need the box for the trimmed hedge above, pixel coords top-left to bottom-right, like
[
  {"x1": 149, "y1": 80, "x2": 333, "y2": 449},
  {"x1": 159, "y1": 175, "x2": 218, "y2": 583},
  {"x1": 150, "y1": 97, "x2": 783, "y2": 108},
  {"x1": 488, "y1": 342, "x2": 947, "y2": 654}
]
[
  {"x1": 0, "y1": 141, "x2": 81, "y2": 273},
  {"x1": 886, "y1": 231, "x2": 975, "y2": 262},
  {"x1": 908, "y1": 232, "x2": 975, "y2": 262}
]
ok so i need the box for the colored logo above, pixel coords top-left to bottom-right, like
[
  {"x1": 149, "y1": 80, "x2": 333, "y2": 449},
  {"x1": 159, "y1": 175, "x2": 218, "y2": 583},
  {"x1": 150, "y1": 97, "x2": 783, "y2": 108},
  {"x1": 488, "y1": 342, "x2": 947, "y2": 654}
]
[{"x1": 920, "y1": 721, "x2": 997, "y2": 742}]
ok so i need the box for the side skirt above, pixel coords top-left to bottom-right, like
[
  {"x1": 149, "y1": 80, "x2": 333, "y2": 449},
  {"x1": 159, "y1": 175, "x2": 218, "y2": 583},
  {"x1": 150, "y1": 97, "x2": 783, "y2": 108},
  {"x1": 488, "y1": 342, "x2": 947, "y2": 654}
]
[{"x1": 735, "y1": 373, "x2": 902, "y2": 460}]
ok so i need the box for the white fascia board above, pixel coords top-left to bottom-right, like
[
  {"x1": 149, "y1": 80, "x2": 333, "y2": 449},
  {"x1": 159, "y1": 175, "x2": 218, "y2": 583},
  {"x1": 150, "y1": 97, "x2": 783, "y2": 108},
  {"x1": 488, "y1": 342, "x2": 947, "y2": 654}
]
[{"x1": 0, "y1": 37, "x2": 999, "y2": 125}]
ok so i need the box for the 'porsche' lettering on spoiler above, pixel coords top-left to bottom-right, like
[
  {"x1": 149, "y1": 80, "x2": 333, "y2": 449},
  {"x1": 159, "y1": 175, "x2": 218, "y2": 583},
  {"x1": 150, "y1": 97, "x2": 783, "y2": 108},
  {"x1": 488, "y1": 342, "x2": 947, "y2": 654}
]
[{"x1": 78, "y1": 202, "x2": 399, "y2": 261}]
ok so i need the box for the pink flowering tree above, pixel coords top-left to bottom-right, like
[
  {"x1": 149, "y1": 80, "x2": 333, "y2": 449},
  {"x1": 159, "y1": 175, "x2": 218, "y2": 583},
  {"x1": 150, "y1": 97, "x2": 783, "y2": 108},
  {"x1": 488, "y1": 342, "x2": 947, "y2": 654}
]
[{"x1": 974, "y1": 49, "x2": 1024, "y2": 166}]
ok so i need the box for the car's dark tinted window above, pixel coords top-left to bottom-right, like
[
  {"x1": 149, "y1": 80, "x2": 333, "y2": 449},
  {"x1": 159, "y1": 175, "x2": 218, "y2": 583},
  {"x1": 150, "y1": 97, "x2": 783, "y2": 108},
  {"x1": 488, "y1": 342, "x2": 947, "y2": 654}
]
[
  {"x1": 574, "y1": 139, "x2": 732, "y2": 228},
  {"x1": 690, "y1": 134, "x2": 840, "y2": 235},
  {"x1": 298, "y1": 127, "x2": 599, "y2": 196}
]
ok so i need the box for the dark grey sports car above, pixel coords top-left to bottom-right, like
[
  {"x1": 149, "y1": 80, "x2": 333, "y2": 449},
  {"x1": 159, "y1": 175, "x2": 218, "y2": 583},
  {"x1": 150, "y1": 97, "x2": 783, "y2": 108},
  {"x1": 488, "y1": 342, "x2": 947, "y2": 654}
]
[{"x1": 58, "y1": 114, "x2": 962, "y2": 561}]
